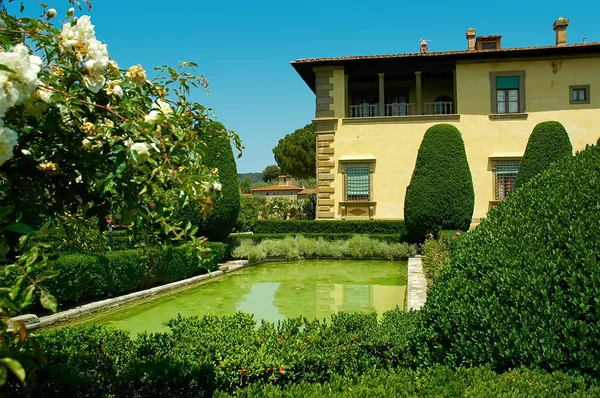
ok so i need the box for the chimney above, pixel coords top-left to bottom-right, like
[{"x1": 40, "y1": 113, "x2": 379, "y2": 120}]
[
  {"x1": 466, "y1": 28, "x2": 476, "y2": 51},
  {"x1": 553, "y1": 17, "x2": 570, "y2": 46}
]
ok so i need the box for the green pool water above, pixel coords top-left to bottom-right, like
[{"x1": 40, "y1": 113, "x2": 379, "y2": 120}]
[{"x1": 72, "y1": 259, "x2": 407, "y2": 335}]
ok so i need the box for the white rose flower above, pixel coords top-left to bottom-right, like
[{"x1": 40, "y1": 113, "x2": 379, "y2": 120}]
[
  {"x1": 130, "y1": 142, "x2": 150, "y2": 161},
  {"x1": 84, "y1": 38, "x2": 109, "y2": 72},
  {"x1": 82, "y1": 70, "x2": 106, "y2": 93},
  {"x1": 0, "y1": 126, "x2": 18, "y2": 166},
  {"x1": 213, "y1": 182, "x2": 222, "y2": 191},
  {"x1": 0, "y1": 44, "x2": 42, "y2": 106},
  {"x1": 143, "y1": 110, "x2": 161, "y2": 125},
  {"x1": 155, "y1": 99, "x2": 173, "y2": 116},
  {"x1": 202, "y1": 181, "x2": 212, "y2": 192},
  {"x1": 60, "y1": 15, "x2": 96, "y2": 53},
  {"x1": 112, "y1": 85, "x2": 123, "y2": 98}
]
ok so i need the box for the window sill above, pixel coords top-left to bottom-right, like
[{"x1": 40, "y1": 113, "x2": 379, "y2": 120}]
[
  {"x1": 488, "y1": 113, "x2": 528, "y2": 120},
  {"x1": 339, "y1": 201, "x2": 376, "y2": 205}
]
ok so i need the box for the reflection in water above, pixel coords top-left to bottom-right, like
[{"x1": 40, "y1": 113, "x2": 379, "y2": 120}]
[{"x1": 76, "y1": 260, "x2": 408, "y2": 334}]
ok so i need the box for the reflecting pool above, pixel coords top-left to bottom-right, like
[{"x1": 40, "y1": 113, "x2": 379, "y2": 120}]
[{"x1": 73, "y1": 259, "x2": 407, "y2": 334}]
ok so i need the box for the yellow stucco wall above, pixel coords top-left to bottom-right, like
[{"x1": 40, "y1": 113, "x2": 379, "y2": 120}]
[{"x1": 319, "y1": 56, "x2": 600, "y2": 221}]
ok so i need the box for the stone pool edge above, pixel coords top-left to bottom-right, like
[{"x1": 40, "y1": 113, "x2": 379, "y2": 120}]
[
  {"x1": 407, "y1": 257, "x2": 427, "y2": 311},
  {"x1": 10, "y1": 256, "x2": 425, "y2": 331}
]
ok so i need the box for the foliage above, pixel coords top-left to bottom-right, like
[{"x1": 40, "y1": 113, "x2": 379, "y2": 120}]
[
  {"x1": 418, "y1": 142, "x2": 600, "y2": 378},
  {"x1": 404, "y1": 124, "x2": 474, "y2": 242},
  {"x1": 237, "y1": 172, "x2": 262, "y2": 183},
  {"x1": 198, "y1": 121, "x2": 241, "y2": 242},
  {"x1": 262, "y1": 165, "x2": 280, "y2": 183},
  {"x1": 7, "y1": 310, "x2": 421, "y2": 396},
  {"x1": 227, "y1": 233, "x2": 408, "y2": 248},
  {"x1": 231, "y1": 236, "x2": 416, "y2": 261},
  {"x1": 421, "y1": 235, "x2": 451, "y2": 282},
  {"x1": 218, "y1": 366, "x2": 599, "y2": 397},
  {"x1": 239, "y1": 177, "x2": 252, "y2": 193},
  {"x1": 0, "y1": 1, "x2": 242, "y2": 385},
  {"x1": 234, "y1": 195, "x2": 264, "y2": 232},
  {"x1": 253, "y1": 219, "x2": 406, "y2": 236},
  {"x1": 33, "y1": 243, "x2": 227, "y2": 307},
  {"x1": 272, "y1": 122, "x2": 316, "y2": 178},
  {"x1": 515, "y1": 121, "x2": 573, "y2": 189}
]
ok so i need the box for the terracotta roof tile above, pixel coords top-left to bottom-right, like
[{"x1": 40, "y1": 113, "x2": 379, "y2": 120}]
[
  {"x1": 297, "y1": 188, "x2": 316, "y2": 195},
  {"x1": 251, "y1": 185, "x2": 304, "y2": 192}
]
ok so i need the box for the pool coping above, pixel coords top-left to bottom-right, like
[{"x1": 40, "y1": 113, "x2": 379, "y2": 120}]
[{"x1": 9, "y1": 256, "x2": 424, "y2": 331}]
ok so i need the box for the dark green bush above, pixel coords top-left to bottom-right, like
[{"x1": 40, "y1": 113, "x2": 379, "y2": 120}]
[
  {"x1": 515, "y1": 121, "x2": 572, "y2": 189},
  {"x1": 418, "y1": 142, "x2": 600, "y2": 378},
  {"x1": 198, "y1": 121, "x2": 241, "y2": 241},
  {"x1": 38, "y1": 242, "x2": 227, "y2": 308},
  {"x1": 234, "y1": 195, "x2": 263, "y2": 232},
  {"x1": 404, "y1": 124, "x2": 474, "y2": 242},
  {"x1": 10, "y1": 310, "x2": 420, "y2": 396},
  {"x1": 253, "y1": 220, "x2": 406, "y2": 236},
  {"x1": 218, "y1": 366, "x2": 598, "y2": 397},
  {"x1": 227, "y1": 233, "x2": 407, "y2": 249}
]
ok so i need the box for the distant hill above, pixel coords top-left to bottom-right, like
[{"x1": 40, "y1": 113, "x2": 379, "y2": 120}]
[{"x1": 238, "y1": 172, "x2": 262, "y2": 183}]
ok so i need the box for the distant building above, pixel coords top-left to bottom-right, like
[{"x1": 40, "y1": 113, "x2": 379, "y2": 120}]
[
  {"x1": 297, "y1": 188, "x2": 316, "y2": 201},
  {"x1": 251, "y1": 175, "x2": 304, "y2": 201}
]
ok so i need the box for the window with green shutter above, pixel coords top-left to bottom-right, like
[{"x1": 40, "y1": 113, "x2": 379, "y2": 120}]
[
  {"x1": 343, "y1": 163, "x2": 372, "y2": 201},
  {"x1": 490, "y1": 72, "x2": 525, "y2": 114}
]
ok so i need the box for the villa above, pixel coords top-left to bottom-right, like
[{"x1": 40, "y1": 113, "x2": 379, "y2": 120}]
[{"x1": 292, "y1": 18, "x2": 600, "y2": 222}]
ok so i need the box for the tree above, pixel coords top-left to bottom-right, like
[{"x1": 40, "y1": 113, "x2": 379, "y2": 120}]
[
  {"x1": 404, "y1": 124, "x2": 474, "y2": 242},
  {"x1": 262, "y1": 165, "x2": 280, "y2": 183},
  {"x1": 0, "y1": 3, "x2": 241, "y2": 385},
  {"x1": 198, "y1": 121, "x2": 241, "y2": 242},
  {"x1": 239, "y1": 177, "x2": 252, "y2": 193},
  {"x1": 273, "y1": 123, "x2": 316, "y2": 178},
  {"x1": 514, "y1": 121, "x2": 572, "y2": 189}
]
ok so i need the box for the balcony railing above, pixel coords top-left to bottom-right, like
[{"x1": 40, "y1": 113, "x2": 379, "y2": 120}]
[
  {"x1": 348, "y1": 102, "x2": 454, "y2": 118},
  {"x1": 423, "y1": 101, "x2": 453, "y2": 115}
]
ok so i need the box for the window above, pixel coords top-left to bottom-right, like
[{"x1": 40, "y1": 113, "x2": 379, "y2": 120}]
[
  {"x1": 482, "y1": 42, "x2": 497, "y2": 49},
  {"x1": 494, "y1": 161, "x2": 520, "y2": 201},
  {"x1": 490, "y1": 71, "x2": 526, "y2": 114},
  {"x1": 569, "y1": 85, "x2": 590, "y2": 105},
  {"x1": 496, "y1": 76, "x2": 519, "y2": 113},
  {"x1": 343, "y1": 163, "x2": 373, "y2": 202}
]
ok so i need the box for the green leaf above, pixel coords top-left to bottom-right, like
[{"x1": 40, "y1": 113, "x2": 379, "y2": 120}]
[
  {"x1": 0, "y1": 64, "x2": 16, "y2": 74},
  {"x1": 0, "y1": 365, "x2": 6, "y2": 387},
  {"x1": 40, "y1": 290, "x2": 57, "y2": 313},
  {"x1": 0, "y1": 358, "x2": 25, "y2": 383},
  {"x1": 6, "y1": 223, "x2": 34, "y2": 236},
  {"x1": 0, "y1": 205, "x2": 14, "y2": 219}
]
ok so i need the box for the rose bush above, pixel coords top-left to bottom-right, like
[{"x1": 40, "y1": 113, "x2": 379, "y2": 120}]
[{"x1": 0, "y1": 0, "x2": 241, "y2": 385}]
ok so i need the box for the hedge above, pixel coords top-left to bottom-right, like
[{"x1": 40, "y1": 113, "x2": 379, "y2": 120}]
[
  {"x1": 404, "y1": 124, "x2": 474, "y2": 242},
  {"x1": 228, "y1": 233, "x2": 407, "y2": 246},
  {"x1": 6, "y1": 311, "x2": 420, "y2": 396},
  {"x1": 198, "y1": 121, "x2": 241, "y2": 242},
  {"x1": 253, "y1": 220, "x2": 406, "y2": 236},
  {"x1": 418, "y1": 140, "x2": 600, "y2": 378},
  {"x1": 219, "y1": 366, "x2": 599, "y2": 397},
  {"x1": 515, "y1": 121, "x2": 572, "y2": 189},
  {"x1": 36, "y1": 242, "x2": 228, "y2": 308}
]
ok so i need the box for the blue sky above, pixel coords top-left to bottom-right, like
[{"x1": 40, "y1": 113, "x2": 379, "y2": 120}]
[{"x1": 7, "y1": 0, "x2": 598, "y2": 172}]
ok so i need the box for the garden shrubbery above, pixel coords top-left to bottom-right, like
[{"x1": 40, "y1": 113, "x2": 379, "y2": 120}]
[
  {"x1": 232, "y1": 236, "x2": 416, "y2": 262},
  {"x1": 253, "y1": 220, "x2": 406, "y2": 235},
  {"x1": 6, "y1": 311, "x2": 420, "y2": 396},
  {"x1": 218, "y1": 366, "x2": 599, "y2": 397},
  {"x1": 418, "y1": 141, "x2": 600, "y2": 378},
  {"x1": 33, "y1": 242, "x2": 227, "y2": 308},
  {"x1": 404, "y1": 124, "x2": 474, "y2": 241},
  {"x1": 515, "y1": 121, "x2": 572, "y2": 189}
]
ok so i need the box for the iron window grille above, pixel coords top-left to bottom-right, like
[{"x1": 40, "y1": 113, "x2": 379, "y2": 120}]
[
  {"x1": 343, "y1": 163, "x2": 373, "y2": 202},
  {"x1": 494, "y1": 161, "x2": 520, "y2": 201}
]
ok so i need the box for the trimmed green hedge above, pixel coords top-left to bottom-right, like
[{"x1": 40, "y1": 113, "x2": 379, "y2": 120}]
[
  {"x1": 404, "y1": 124, "x2": 474, "y2": 242},
  {"x1": 253, "y1": 220, "x2": 406, "y2": 236},
  {"x1": 228, "y1": 233, "x2": 407, "y2": 246},
  {"x1": 515, "y1": 121, "x2": 572, "y2": 189},
  {"x1": 7, "y1": 311, "x2": 420, "y2": 396},
  {"x1": 198, "y1": 121, "x2": 241, "y2": 242},
  {"x1": 418, "y1": 141, "x2": 600, "y2": 378},
  {"x1": 37, "y1": 242, "x2": 227, "y2": 308},
  {"x1": 219, "y1": 366, "x2": 599, "y2": 397}
]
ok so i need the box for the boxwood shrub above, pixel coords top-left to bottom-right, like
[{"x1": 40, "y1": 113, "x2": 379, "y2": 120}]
[
  {"x1": 404, "y1": 124, "x2": 474, "y2": 242},
  {"x1": 514, "y1": 121, "x2": 572, "y2": 189},
  {"x1": 7, "y1": 310, "x2": 420, "y2": 396},
  {"x1": 253, "y1": 220, "x2": 406, "y2": 236},
  {"x1": 37, "y1": 242, "x2": 228, "y2": 308},
  {"x1": 418, "y1": 141, "x2": 600, "y2": 378}
]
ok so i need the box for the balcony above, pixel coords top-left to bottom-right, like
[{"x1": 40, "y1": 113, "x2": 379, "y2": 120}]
[
  {"x1": 348, "y1": 102, "x2": 454, "y2": 118},
  {"x1": 345, "y1": 69, "x2": 457, "y2": 119}
]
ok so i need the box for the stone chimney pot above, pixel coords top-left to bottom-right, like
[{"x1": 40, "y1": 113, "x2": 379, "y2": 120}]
[
  {"x1": 466, "y1": 28, "x2": 477, "y2": 51},
  {"x1": 553, "y1": 17, "x2": 570, "y2": 46}
]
